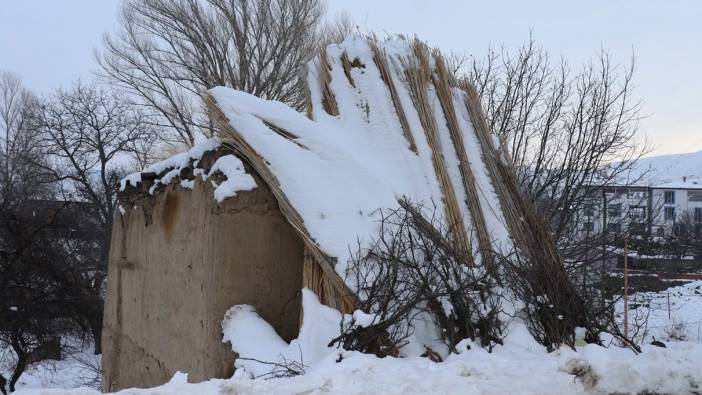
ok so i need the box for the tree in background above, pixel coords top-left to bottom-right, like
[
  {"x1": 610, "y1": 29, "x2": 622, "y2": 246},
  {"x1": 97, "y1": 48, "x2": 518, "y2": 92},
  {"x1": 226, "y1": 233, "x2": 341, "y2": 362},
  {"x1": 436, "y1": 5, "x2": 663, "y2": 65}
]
[
  {"x1": 0, "y1": 71, "x2": 73, "y2": 392},
  {"x1": 0, "y1": 72, "x2": 44, "y2": 200},
  {"x1": 458, "y1": 37, "x2": 649, "y2": 259},
  {"x1": 98, "y1": 0, "x2": 351, "y2": 147},
  {"x1": 659, "y1": 209, "x2": 702, "y2": 260},
  {"x1": 1, "y1": 73, "x2": 157, "y2": 390},
  {"x1": 39, "y1": 81, "x2": 157, "y2": 250},
  {"x1": 0, "y1": 198, "x2": 81, "y2": 392},
  {"x1": 37, "y1": 82, "x2": 158, "y2": 354}
]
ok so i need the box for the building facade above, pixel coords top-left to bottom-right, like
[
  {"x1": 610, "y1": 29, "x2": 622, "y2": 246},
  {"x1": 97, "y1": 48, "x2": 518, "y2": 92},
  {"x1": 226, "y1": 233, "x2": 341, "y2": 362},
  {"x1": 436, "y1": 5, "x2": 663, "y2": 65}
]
[{"x1": 578, "y1": 179, "x2": 702, "y2": 238}]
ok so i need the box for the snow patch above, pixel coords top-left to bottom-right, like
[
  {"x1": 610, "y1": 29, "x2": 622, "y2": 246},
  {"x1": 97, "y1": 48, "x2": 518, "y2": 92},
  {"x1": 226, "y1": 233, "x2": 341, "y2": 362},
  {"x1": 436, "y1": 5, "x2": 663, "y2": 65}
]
[
  {"x1": 221, "y1": 289, "x2": 342, "y2": 379},
  {"x1": 119, "y1": 138, "x2": 220, "y2": 191},
  {"x1": 118, "y1": 138, "x2": 257, "y2": 203},
  {"x1": 206, "y1": 155, "x2": 256, "y2": 203}
]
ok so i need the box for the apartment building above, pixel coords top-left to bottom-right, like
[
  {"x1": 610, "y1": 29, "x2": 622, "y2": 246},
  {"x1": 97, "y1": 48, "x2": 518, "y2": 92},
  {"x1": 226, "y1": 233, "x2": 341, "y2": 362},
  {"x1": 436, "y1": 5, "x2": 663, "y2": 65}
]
[{"x1": 578, "y1": 178, "x2": 702, "y2": 238}]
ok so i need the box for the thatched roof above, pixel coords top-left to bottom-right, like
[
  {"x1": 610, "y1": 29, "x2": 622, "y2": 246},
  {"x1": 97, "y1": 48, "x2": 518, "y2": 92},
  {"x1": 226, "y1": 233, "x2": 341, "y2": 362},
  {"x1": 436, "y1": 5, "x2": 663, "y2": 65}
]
[{"x1": 202, "y1": 37, "x2": 563, "y2": 310}]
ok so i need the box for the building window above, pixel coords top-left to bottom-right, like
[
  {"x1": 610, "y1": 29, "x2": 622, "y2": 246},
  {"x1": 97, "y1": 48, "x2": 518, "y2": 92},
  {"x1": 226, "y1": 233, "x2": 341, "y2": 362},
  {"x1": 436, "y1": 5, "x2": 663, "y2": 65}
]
[
  {"x1": 629, "y1": 206, "x2": 646, "y2": 222},
  {"x1": 608, "y1": 203, "x2": 622, "y2": 218},
  {"x1": 656, "y1": 227, "x2": 665, "y2": 237},
  {"x1": 688, "y1": 190, "x2": 702, "y2": 202},
  {"x1": 664, "y1": 191, "x2": 675, "y2": 204},
  {"x1": 695, "y1": 207, "x2": 702, "y2": 223},
  {"x1": 604, "y1": 187, "x2": 624, "y2": 196},
  {"x1": 582, "y1": 222, "x2": 594, "y2": 232},
  {"x1": 664, "y1": 206, "x2": 676, "y2": 221}
]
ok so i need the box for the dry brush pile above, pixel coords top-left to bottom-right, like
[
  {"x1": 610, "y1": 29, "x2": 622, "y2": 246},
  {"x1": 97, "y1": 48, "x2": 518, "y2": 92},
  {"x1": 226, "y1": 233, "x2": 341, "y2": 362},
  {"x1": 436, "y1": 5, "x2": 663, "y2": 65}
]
[
  {"x1": 331, "y1": 200, "x2": 503, "y2": 358},
  {"x1": 333, "y1": 199, "x2": 638, "y2": 359}
]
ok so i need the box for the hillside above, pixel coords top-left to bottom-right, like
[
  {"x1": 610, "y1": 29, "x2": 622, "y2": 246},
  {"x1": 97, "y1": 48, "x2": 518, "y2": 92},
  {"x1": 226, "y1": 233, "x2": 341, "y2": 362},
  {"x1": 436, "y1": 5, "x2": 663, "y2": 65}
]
[{"x1": 624, "y1": 149, "x2": 702, "y2": 186}]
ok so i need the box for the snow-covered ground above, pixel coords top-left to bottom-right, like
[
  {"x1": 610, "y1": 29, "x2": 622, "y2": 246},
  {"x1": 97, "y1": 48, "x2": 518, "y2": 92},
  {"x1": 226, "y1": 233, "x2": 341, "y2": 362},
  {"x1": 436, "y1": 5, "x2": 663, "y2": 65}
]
[
  {"x1": 13, "y1": 328, "x2": 702, "y2": 395},
  {"x1": 10, "y1": 283, "x2": 702, "y2": 395},
  {"x1": 615, "y1": 280, "x2": 702, "y2": 344},
  {"x1": 2, "y1": 346, "x2": 100, "y2": 392}
]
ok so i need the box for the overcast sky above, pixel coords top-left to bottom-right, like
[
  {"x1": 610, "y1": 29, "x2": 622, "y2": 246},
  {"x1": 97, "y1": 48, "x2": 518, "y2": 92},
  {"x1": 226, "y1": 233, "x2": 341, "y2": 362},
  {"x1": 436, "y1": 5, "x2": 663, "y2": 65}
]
[{"x1": 1, "y1": 1, "x2": 700, "y2": 156}]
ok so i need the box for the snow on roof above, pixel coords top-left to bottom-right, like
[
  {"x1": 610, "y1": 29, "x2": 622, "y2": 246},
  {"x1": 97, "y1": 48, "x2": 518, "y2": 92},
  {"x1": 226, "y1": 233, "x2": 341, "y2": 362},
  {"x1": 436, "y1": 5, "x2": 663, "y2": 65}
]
[
  {"x1": 206, "y1": 37, "x2": 514, "y2": 280},
  {"x1": 589, "y1": 178, "x2": 702, "y2": 191},
  {"x1": 650, "y1": 179, "x2": 702, "y2": 190},
  {"x1": 119, "y1": 138, "x2": 256, "y2": 203}
]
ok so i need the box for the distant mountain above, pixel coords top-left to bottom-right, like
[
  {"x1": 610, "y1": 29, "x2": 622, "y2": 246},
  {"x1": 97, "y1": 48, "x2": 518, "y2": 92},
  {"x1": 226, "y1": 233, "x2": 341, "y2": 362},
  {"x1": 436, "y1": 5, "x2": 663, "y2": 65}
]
[{"x1": 625, "y1": 150, "x2": 702, "y2": 187}]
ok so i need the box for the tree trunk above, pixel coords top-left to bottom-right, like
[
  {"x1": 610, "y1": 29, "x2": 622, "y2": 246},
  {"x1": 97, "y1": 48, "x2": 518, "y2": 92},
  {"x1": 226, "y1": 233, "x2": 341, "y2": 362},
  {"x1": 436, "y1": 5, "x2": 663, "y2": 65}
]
[
  {"x1": 90, "y1": 316, "x2": 103, "y2": 355},
  {"x1": 9, "y1": 352, "x2": 27, "y2": 392},
  {"x1": 0, "y1": 373, "x2": 7, "y2": 395}
]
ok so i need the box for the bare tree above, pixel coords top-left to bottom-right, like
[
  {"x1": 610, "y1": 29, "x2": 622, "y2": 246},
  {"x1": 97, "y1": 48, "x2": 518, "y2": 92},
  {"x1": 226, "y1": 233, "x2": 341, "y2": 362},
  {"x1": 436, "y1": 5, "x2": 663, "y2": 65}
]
[
  {"x1": 0, "y1": 71, "x2": 45, "y2": 200},
  {"x1": 37, "y1": 81, "x2": 157, "y2": 353},
  {"x1": 0, "y1": 71, "x2": 75, "y2": 392},
  {"x1": 652, "y1": 209, "x2": 702, "y2": 260},
  {"x1": 40, "y1": 82, "x2": 156, "y2": 233},
  {"x1": 0, "y1": 74, "x2": 152, "y2": 389},
  {"x1": 463, "y1": 36, "x2": 649, "y2": 245},
  {"x1": 0, "y1": 200, "x2": 77, "y2": 392},
  {"x1": 319, "y1": 10, "x2": 356, "y2": 45},
  {"x1": 98, "y1": 0, "x2": 346, "y2": 146}
]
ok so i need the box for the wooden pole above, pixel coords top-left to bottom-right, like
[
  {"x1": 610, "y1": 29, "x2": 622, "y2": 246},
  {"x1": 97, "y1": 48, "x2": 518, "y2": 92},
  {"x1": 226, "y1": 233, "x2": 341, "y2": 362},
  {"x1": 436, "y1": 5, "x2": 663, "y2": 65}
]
[{"x1": 623, "y1": 236, "x2": 629, "y2": 338}]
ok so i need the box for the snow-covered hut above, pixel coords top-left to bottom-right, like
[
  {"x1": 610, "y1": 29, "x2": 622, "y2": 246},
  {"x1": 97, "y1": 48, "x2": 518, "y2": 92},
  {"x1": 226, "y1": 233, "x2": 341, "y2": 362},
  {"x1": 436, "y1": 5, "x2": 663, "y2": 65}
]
[{"x1": 102, "y1": 37, "x2": 561, "y2": 391}]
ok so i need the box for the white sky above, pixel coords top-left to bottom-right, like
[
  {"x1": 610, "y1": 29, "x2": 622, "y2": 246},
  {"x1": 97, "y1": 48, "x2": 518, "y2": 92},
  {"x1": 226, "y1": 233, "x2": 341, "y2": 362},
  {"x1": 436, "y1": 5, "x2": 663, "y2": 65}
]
[{"x1": 1, "y1": 0, "x2": 700, "y2": 156}]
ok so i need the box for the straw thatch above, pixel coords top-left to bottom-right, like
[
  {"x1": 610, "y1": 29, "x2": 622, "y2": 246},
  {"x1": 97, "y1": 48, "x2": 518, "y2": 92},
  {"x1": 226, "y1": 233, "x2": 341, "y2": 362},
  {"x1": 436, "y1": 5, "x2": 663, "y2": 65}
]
[
  {"x1": 316, "y1": 46, "x2": 339, "y2": 118},
  {"x1": 400, "y1": 41, "x2": 472, "y2": 258},
  {"x1": 430, "y1": 48, "x2": 495, "y2": 270},
  {"x1": 205, "y1": 36, "x2": 564, "y2": 313}
]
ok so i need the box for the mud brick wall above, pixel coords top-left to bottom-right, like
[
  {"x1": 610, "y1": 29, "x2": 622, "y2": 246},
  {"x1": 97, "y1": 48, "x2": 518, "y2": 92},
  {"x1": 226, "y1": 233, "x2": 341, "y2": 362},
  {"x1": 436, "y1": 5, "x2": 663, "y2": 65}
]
[{"x1": 102, "y1": 176, "x2": 303, "y2": 391}]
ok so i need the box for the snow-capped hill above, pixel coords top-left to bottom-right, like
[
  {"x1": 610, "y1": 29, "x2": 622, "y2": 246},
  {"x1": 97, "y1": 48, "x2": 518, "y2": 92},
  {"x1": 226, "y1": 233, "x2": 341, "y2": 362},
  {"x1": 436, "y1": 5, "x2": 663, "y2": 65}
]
[{"x1": 627, "y1": 150, "x2": 702, "y2": 186}]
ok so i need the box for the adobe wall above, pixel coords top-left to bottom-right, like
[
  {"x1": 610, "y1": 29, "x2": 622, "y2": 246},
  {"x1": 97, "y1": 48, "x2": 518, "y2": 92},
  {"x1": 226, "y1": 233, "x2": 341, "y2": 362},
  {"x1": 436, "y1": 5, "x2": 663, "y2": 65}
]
[{"x1": 102, "y1": 175, "x2": 304, "y2": 391}]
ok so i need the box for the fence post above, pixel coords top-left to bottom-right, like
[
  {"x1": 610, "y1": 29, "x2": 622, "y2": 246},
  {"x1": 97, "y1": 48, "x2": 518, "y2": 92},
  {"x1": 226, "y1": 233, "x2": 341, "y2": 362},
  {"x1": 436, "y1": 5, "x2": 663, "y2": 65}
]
[
  {"x1": 624, "y1": 237, "x2": 629, "y2": 338},
  {"x1": 667, "y1": 292, "x2": 671, "y2": 320}
]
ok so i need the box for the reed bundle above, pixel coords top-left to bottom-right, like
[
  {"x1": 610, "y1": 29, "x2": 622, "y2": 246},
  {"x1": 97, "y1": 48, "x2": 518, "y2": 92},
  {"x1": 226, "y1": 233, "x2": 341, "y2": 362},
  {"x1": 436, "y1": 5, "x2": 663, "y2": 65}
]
[
  {"x1": 317, "y1": 47, "x2": 339, "y2": 117},
  {"x1": 430, "y1": 49, "x2": 495, "y2": 271},
  {"x1": 400, "y1": 41, "x2": 472, "y2": 257}
]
